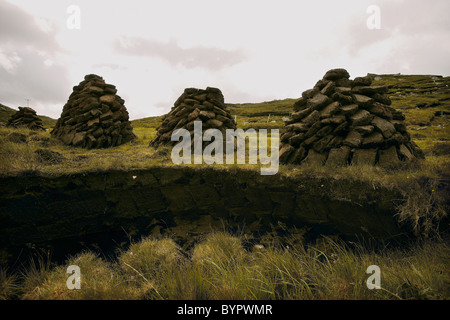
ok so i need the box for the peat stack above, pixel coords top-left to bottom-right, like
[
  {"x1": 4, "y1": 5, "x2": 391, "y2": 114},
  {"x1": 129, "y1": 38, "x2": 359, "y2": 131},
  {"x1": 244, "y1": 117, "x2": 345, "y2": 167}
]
[
  {"x1": 150, "y1": 87, "x2": 236, "y2": 148},
  {"x1": 7, "y1": 107, "x2": 45, "y2": 131},
  {"x1": 279, "y1": 68, "x2": 425, "y2": 166},
  {"x1": 51, "y1": 74, "x2": 136, "y2": 148}
]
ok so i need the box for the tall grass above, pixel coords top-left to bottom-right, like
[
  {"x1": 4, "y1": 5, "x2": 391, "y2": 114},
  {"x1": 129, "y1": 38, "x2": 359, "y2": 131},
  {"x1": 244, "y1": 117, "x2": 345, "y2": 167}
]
[{"x1": 2, "y1": 232, "x2": 448, "y2": 300}]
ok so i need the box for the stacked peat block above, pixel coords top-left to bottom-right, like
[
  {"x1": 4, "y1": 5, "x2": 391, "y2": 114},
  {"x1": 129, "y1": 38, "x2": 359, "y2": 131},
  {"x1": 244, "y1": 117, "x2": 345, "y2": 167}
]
[
  {"x1": 279, "y1": 68, "x2": 425, "y2": 166},
  {"x1": 51, "y1": 74, "x2": 136, "y2": 148},
  {"x1": 150, "y1": 87, "x2": 236, "y2": 148},
  {"x1": 7, "y1": 107, "x2": 45, "y2": 131}
]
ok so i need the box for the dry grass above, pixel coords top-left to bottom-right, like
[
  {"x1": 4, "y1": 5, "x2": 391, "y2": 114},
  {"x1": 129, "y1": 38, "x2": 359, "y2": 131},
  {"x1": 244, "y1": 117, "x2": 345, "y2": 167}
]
[{"x1": 1, "y1": 232, "x2": 448, "y2": 300}]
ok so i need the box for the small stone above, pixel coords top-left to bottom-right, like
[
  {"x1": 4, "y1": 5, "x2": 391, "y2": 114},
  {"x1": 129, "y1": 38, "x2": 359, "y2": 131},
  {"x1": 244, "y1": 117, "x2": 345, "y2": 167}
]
[
  {"x1": 340, "y1": 104, "x2": 359, "y2": 115},
  {"x1": 353, "y1": 125, "x2": 374, "y2": 136},
  {"x1": 320, "y1": 81, "x2": 336, "y2": 96},
  {"x1": 188, "y1": 108, "x2": 200, "y2": 122},
  {"x1": 293, "y1": 97, "x2": 307, "y2": 111},
  {"x1": 302, "y1": 88, "x2": 319, "y2": 99},
  {"x1": 205, "y1": 119, "x2": 223, "y2": 128},
  {"x1": 322, "y1": 115, "x2": 346, "y2": 125},
  {"x1": 350, "y1": 110, "x2": 373, "y2": 126},
  {"x1": 279, "y1": 144, "x2": 295, "y2": 163},
  {"x1": 323, "y1": 68, "x2": 350, "y2": 81},
  {"x1": 198, "y1": 110, "x2": 216, "y2": 121},
  {"x1": 334, "y1": 87, "x2": 352, "y2": 95},
  {"x1": 280, "y1": 131, "x2": 295, "y2": 143},
  {"x1": 332, "y1": 92, "x2": 354, "y2": 105},
  {"x1": 391, "y1": 120, "x2": 407, "y2": 133},
  {"x1": 87, "y1": 86, "x2": 104, "y2": 95},
  {"x1": 362, "y1": 132, "x2": 384, "y2": 148},
  {"x1": 302, "y1": 110, "x2": 320, "y2": 126},
  {"x1": 289, "y1": 133, "x2": 305, "y2": 147},
  {"x1": 352, "y1": 76, "x2": 372, "y2": 87},
  {"x1": 325, "y1": 146, "x2": 351, "y2": 167},
  {"x1": 320, "y1": 102, "x2": 340, "y2": 119},
  {"x1": 290, "y1": 107, "x2": 312, "y2": 122},
  {"x1": 378, "y1": 146, "x2": 400, "y2": 166},
  {"x1": 352, "y1": 148, "x2": 378, "y2": 165},
  {"x1": 314, "y1": 79, "x2": 330, "y2": 90},
  {"x1": 371, "y1": 116, "x2": 396, "y2": 139},
  {"x1": 407, "y1": 141, "x2": 425, "y2": 159},
  {"x1": 184, "y1": 98, "x2": 198, "y2": 106},
  {"x1": 371, "y1": 93, "x2": 391, "y2": 105},
  {"x1": 398, "y1": 144, "x2": 414, "y2": 161},
  {"x1": 302, "y1": 149, "x2": 327, "y2": 165},
  {"x1": 335, "y1": 78, "x2": 352, "y2": 87},
  {"x1": 312, "y1": 134, "x2": 334, "y2": 153},
  {"x1": 352, "y1": 94, "x2": 373, "y2": 107},
  {"x1": 99, "y1": 95, "x2": 115, "y2": 105},
  {"x1": 368, "y1": 103, "x2": 393, "y2": 120},
  {"x1": 72, "y1": 131, "x2": 86, "y2": 146},
  {"x1": 286, "y1": 122, "x2": 309, "y2": 133},
  {"x1": 343, "y1": 130, "x2": 363, "y2": 148},
  {"x1": 333, "y1": 119, "x2": 349, "y2": 136},
  {"x1": 307, "y1": 93, "x2": 332, "y2": 111}
]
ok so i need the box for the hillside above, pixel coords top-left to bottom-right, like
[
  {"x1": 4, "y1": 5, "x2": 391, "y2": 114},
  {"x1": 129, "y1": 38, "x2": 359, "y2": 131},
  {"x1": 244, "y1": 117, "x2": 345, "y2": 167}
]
[
  {"x1": 370, "y1": 74, "x2": 450, "y2": 155},
  {"x1": 0, "y1": 103, "x2": 17, "y2": 126}
]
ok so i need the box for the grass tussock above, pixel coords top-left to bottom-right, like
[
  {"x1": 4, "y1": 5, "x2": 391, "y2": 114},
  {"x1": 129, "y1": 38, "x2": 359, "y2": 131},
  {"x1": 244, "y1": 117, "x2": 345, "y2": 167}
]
[{"x1": 1, "y1": 233, "x2": 448, "y2": 300}]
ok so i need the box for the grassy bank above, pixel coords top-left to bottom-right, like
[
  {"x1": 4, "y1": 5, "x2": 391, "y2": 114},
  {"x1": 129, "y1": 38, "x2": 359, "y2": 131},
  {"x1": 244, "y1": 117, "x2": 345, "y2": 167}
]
[
  {"x1": 1, "y1": 123, "x2": 447, "y2": 238},
  {"x1": 0, "y1": 232, "x2": 448, "y2": 300}
]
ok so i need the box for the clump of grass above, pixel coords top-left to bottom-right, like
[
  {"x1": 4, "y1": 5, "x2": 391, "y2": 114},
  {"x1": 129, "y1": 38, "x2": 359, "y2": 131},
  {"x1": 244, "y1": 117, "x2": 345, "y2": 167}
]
[
  {"x1": 19, "y1": 252, "x2": 54, "y2": 300},
  {"x1": 395, "y1": 179, "x2": 448, "y2": 238},
  {"x1": 118, "y1": 237, "x2": 183, "y2": 282},
  {"x1": 20, "y1": 251, "x2": 157, "y2": 300},
  {"x1": 192, "y1": 232, "x2": 246, "y2": 267},
  {"x1": 0, "y1": 268, "x2": 19, "y2": 300}
]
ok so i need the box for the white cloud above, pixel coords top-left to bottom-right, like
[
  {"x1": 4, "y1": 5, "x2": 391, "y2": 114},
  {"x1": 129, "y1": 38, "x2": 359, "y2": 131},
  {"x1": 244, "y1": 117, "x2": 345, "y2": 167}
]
[{"x1": 0, "y1": 50, "x2": 22, "y2": 74}]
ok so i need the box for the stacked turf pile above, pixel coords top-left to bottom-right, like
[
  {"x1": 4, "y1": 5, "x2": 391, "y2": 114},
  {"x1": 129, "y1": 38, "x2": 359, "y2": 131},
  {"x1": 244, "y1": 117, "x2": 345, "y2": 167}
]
[
  {"x1": 51, "y1": 74, "x2": 136, "y2": 148},
  {"x1": 279, "y1": 68, "x2": 425, "y2": 166},
  {"x1": 149, "y1": 87, "x2": 236, "y2": 148},
  {"x1": 7, "y1": 107, "x2": 45, "y2": 131}
]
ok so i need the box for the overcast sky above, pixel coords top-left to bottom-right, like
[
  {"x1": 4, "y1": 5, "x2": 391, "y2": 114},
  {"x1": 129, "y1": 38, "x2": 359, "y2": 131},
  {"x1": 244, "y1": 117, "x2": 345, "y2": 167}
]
[{"x1": 1, "y1": 0, "x2": 449, "y2": 120}]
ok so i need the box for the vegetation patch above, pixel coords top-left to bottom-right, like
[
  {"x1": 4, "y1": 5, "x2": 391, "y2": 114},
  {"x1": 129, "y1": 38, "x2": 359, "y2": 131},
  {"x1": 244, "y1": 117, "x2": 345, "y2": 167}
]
[{"x1": 1, "y1": 232, "x2": 448, "y2": 300}]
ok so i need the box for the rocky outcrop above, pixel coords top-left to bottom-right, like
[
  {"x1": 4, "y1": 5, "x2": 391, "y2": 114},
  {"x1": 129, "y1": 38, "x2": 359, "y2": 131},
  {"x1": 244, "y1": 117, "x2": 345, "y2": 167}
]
[
  {"x1": 51, "y1": 74, "x2": 136, "y2": 148},
  {"x1": 150, "y1": 87, "x2": 236, "y2": 148},
  {"x1": 6, "y1": 107, "x2": 45, "y2": 131},
  {"x1": 279, "y1": 69, "x2": 425, "y2": 166}
]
